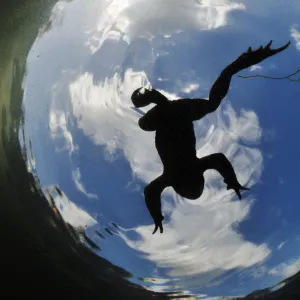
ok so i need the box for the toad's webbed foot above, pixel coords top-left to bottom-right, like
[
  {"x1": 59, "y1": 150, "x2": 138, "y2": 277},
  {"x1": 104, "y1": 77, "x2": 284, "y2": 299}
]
[
  {"x1": 232, "y1": 40, "x2": 290, "y2": 72},
  {"x1": 152, "y1": 215, "x2": 164, "y2": 234},
  {"x1": 224, "y1": 179, "x2": 250, "y2": 200}
]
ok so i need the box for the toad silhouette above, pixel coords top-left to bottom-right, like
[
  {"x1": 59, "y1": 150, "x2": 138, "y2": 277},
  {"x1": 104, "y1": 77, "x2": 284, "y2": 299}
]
[{"x1": 131, "y1": 40, "x2": 290, "y2": 234}]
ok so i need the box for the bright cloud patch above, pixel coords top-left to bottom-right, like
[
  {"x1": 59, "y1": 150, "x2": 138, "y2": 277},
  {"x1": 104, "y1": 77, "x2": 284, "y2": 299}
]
[
  {"x1": 72, "y1": 168, "x2": 99, "y2": 199},
  {"x1": 181, "y1": 83, "x2": 200, "y2": 94},
  {"x1": 291, "y1": 25, "x2": 300, "y2": 50},
  {"x1": 69, "y1": 69, "x2": 269, "y2": 284},
  {"x1": 269, "y1": 259, "x2": 300, "y2": 278},
  {"x1": 250, "y1": 65, "x2": 262, "y2": 72},
  {"x1": 86, "y1": 0, "x2": 245, "y2": 52},
  {"x1": 47, "y1": 185, "x2": 97, "y2": 228},
  {"x1": 70, "y1": 69, "x2": 162, "y2": 184},
  {"x1": 49, "y1": 109, "x2": 76, "y2": 154}
]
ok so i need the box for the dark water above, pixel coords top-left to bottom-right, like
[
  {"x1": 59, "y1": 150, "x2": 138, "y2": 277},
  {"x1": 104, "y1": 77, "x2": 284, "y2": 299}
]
[{"x1": 1, "y1": 1, "x2": 300, "y2": 299}]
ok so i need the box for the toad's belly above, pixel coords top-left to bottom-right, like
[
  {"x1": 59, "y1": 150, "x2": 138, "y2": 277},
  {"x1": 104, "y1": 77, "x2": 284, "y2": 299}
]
[{"x1": 155, "y1": 123, "x2": 197, "y2": 169}]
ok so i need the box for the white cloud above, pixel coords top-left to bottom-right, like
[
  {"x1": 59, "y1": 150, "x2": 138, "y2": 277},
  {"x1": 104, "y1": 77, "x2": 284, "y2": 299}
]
[
  {"x1": 68, "y1": 68, "x2": 269, "y2": 286},
  {"x1": 120, "y1": 196, "x2": 269, "y2": 280},
  {"x1": 278, "y1": 241, "x2": 286, "y2": 250},
  {"x1": 37, "y1": 1, "x2": 67, "y2": 37},
  {"x1": 181, "y1": 83, "x2": 200, "y2": 94},
  {"x1": 49, "y1": 79, "x2": 78, "y2": 155},
  {"x1": 86, "y1": 0, "x2": 245, "y2": 52},
  {"x1": 269, "y1": 259, "x2": 300, "y2": 278},
  {"x1": 49, "y1": 1, "x2": 67, "y2": 27},
  {"x1": 122, "y1": 0, "x2": 246, "y2": 39},
  {"x1": 49, "y1": 80, "x2": 99, "y2": 201},
  {"x1": 69, "y1": 69, "x2": 163, "y2": 184},
  {"x1": 72, "y1": 168, "x2": 99, "y2": 199},
  {"x1": 249, "y1": 65, "x2": 262, "y2": 72},
  {"x1": 49, "y1": 109, "x2": 76, "y2": 154},
  {"x1": 283, "y1": 261, "x2": 300, "y2": 277},
  {"x1": 157, "y1": 89, "x2": 180, "y2": 101},
  {"x1": 291, "y1": 25, "x2": 300, "y2": 50},
  {"x1": 46, "y1": 185, "x2": 97, "y2": 228}
]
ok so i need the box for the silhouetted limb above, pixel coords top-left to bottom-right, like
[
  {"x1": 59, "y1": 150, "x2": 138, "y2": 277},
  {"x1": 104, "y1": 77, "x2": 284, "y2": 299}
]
[
  {"x1": 207, "y1": 40, "x2": 291, "y2": 113},
  {"x1": 144, "y1": 175, "x2": 169, "y2": 234},
  {"x1": 198, "y1": 153, "x2": 249, "y2": 200},
  {"x1": 178, "y1": 41, "x2": 291, "y2": 121},
  {"x1": 145, "y1": 153, "x2": 248, "y2": 234},
  {"x1": 230, "y1": 40, "x2": 290, "y2": 73}
]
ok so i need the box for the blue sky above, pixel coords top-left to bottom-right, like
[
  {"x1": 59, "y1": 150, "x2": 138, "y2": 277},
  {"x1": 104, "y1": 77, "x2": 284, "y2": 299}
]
[{"x1": 22, "y1": 0, "x2": 300, "y2": 298}]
